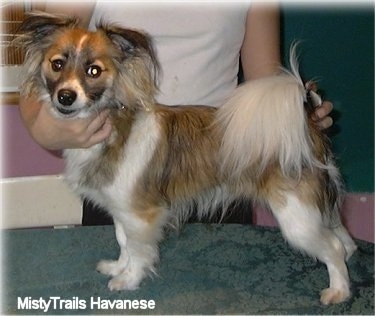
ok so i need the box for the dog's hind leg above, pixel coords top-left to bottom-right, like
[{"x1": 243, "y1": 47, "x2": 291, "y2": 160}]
[
  {"x1": 332, "y1": 225, "x2": 357, "y2": 261},
  {"x1": 321, "y1": 166, "x2": 357, "y2": 262},
  {"x1": 267, "y1": 191, "x2": 351, "y2": 305}
]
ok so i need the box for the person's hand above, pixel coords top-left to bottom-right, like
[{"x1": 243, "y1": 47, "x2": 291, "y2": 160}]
[
  {"x1": 305, "y1": 81, "x2": 334, "y2": 130},
  {"x1": 19, "y1": 95, "x2": 112, "y2": 150},
  {"x1": 312, "y1": 100, "x2": 333, "y2": 130}
]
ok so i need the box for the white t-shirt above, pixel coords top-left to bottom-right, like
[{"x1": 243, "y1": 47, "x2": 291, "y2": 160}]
[{"x1": 89, "y1": 2, "x2": 250, "y2": 107}]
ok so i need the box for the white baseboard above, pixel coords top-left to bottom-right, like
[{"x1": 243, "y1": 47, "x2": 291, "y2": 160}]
[{"x1": 1, "y1": 175, "x2": 82, "y2": 229}]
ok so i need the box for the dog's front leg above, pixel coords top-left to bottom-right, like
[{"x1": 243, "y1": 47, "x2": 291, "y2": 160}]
[
  {"x1": 97, "y1": 219, "x2": 130, "y2": 278},
  {"x1": 97, "y1": 212, "x2": 163, "y2": 291}
]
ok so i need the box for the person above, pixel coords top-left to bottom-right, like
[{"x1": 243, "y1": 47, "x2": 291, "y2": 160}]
[{"x1": 19, "y1": 1, "x2": 334, "y2": 225}]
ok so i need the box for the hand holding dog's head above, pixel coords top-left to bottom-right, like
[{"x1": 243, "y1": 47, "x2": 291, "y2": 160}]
[{"x1": 15, "y1": 11, "x2": 158, "y2": 118}]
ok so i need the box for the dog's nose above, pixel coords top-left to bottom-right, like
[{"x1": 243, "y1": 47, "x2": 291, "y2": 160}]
[{"x1": 58, "y1": 89, "x2": 77, "y2": 106}]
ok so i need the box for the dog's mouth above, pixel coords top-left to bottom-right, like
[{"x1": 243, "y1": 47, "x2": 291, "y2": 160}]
[
  {"x1": 55, "y1": 106, "x2": 80, "y2": 118},
  {"x1": 57, "y1": 107, "x2": 77, "y2": 115}
]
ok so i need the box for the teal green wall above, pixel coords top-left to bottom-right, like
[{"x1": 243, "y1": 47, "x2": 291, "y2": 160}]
[{"x1": 281, "y1": 5, "x2": 374, "y2": 192}]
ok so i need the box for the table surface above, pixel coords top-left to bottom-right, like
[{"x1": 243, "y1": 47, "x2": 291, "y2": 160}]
[{"x1": 2, "y1": 224, "x2": 374, "y2": 315}]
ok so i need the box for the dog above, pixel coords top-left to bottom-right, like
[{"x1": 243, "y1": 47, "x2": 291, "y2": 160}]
[{"x1": 16, "y1": 12, "x2": 357, "y2": 305}]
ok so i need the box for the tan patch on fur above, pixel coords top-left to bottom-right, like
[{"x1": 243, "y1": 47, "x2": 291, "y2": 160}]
[
  {"x1": 256, "y1": 167, "x2": 288, "y2": 209},
  {"x1": 295, "y1": 172, "x2": 323, "y2": 207},
  {"x1": 133, "y1": 104, "x2": 222, "y2": 218},
  {"x1": 154, "y1": 104, "x2": 220, "y2": 199},
  {"x1": 256, "y1": 165, "x2": 328, "y2": 216},
  {"x1": 133, "y1": 202, "x2": 165, "y2": 225},
  {"x1": 130, "y1": 188, "x2": 169, "y2": 229}
]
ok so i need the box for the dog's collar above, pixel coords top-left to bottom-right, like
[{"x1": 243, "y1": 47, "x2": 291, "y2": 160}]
[{"x1": 112, "y1": 103, "x2": 127, "y2": 111}]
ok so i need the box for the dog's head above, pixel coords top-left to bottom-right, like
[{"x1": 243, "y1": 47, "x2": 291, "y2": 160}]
[{"x1": 16, "y1": 11, "x2": 158, "y2": 118}]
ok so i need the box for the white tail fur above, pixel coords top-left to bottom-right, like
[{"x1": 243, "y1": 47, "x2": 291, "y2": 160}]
[{"x1": 217, "y1": 47, "x2": 318, "y2": 178}]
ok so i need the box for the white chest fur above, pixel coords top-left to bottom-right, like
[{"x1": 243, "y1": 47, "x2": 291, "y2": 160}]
[{"x1": 63, "y1": 111, "x2": 161, "y2": 215}]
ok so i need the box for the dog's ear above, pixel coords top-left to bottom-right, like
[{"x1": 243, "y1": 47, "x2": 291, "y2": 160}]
[
  {"x1": 97, "y1": 22, "x2": 157, "y2": 61},
  {"x1": 97, "y1": 22, "x2": 159, "y2": 111},
  {"x1": 15, "y1": 11, "x2": 78, "y2": 46},
  {"x1": 14, "y1": 11, "x2": 79, "y2": 98}
]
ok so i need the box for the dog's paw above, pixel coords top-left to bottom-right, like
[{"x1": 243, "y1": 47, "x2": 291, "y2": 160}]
[
  {"x1": 320, "y1": 287, "x2": 350, "y2": 305},
  {"x1": 345, "y1": 243, "x2": 357, "y2": 262},
  {"x1": 98, "y1": 259, "x2": 144, "y2": 291},
  {"x1": 96, "y1": 259, "x2": 126, "y2": 277},
  {"x1": 108, "y1": 273, "x2": 140, "y2": 291}
]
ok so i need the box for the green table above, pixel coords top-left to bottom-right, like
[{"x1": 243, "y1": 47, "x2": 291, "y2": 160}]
[{"x1": 3, "y1": 224, "x2": 374, "y2": 314}]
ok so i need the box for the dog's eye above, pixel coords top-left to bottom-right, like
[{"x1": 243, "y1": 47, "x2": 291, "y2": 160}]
[
  {"x1": 51, "y1": 59, "x2": 65, "y2": 72},
  {"x1": 86, "y1": 65, "x2": 102, "y2": 78}
]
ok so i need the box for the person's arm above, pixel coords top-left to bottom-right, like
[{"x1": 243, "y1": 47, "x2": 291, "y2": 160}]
[
  {"x1": 241, "y1": 3, "x2": 333, "y2": 129},
  {"x1": 241, "y1": 2, "x2": 281, "y2": 80},
  {"x1": 19, "y1": 94, "x2": 112, "y2": 150},
  {"x1": 19, "y1": 3, "x2": 112, "y2": 150}
]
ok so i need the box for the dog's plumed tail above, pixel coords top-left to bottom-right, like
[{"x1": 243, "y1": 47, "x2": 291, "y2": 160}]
[{"x1": 217, "y1": 47, "x2": 321, "y2": 179}]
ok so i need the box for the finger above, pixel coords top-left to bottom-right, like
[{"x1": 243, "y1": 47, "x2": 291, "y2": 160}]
[
  {"x1": 305, "y1": 80, "x2": 318, "y2": 92},
  {"x1": 86, "y1": 109, "x2": 111, "y2": 134},
  {"x1": 83, "y1": 118, "x2": 112, "y2": 148},
  {"x1": 316, "y1": 116, "x2": 333, "y2": 130},
  {"x1": 68, "y1": 110, "x2": 110, "y2": 147},
  {"x1": 315, "y1": 101, "x2": 333, "y2": 120}
]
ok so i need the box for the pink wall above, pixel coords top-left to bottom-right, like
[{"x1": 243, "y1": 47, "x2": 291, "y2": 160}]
[
  {"x1": 1, "y1": 105, "x2": 64, "y2": 178},
  {"x1": 253, "y1": 194, "x2": 374, "y2": 243}
]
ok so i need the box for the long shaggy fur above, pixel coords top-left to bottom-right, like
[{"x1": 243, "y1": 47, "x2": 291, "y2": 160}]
[
  {"x1": 218, "y1": 47, "x2": 326, "y2": 179},
  {"x1": 15, "y1": 11, "x2": 356, "y2": 305}
]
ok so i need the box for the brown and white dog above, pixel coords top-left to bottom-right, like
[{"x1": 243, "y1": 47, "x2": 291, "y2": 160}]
[{"x1": 16, "y1": 12, "x2": 356, "y2": 304}]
